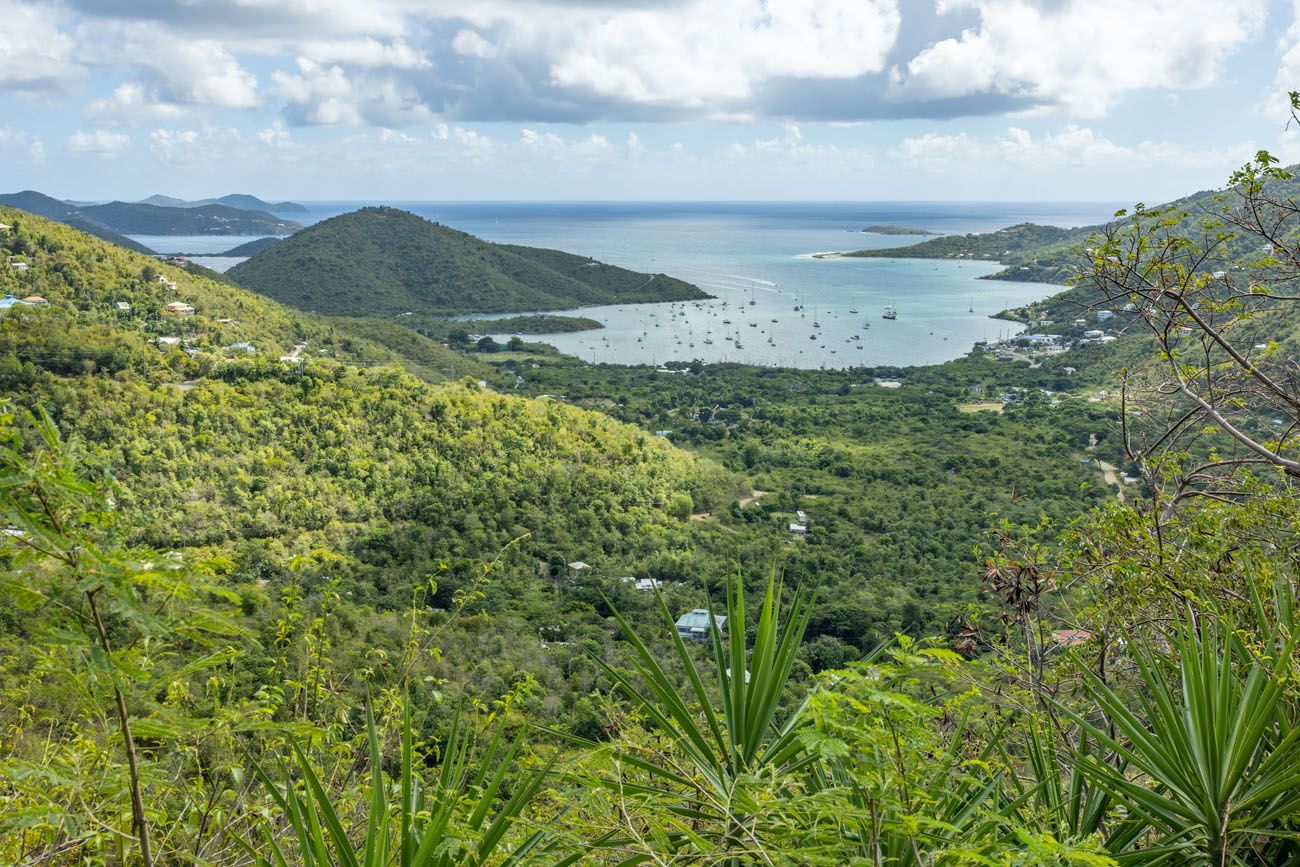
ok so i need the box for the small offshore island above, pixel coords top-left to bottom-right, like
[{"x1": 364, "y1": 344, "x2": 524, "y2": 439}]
[{"x1": 860, "y1": 224, "x2": 938, "y2": 235}]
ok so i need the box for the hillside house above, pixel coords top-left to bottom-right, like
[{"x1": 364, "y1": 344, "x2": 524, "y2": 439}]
[
  {"x1": 0, "y1": 222, "x2": 11, "y2": 235},
  {"x1": 1096, "y1": 310, "x2": 1116, "y2": 322},
  {"x1": 22, "y1": 296, "x2": 47, "y2": 305},
  {"x1": 1051, "y1": 629, "x2": 1093, "y2": 647},
  {"x1": 226, "y1": 342, "x2": 256, "y2": 354},
  {"x1": 675, "y1": 609, "x2": 726, "y2": 643},
  {"x1": 165, "y1": 301, "x2": 195, "y2": 316},
  {"x1": 796, "y1": 510, "x2": 807, "y2": 523},
  {"x1": 788, "y1": 523, "x2": 807, "y2": 535},
  {"x1": 116, "y1": 301, "x2": 131, "y2": 311},
  {"x1": 10, "y1": 262, "x2": 28, "y2": 272},
  {"x1": 634, "y1": 578, "x2": 663, "y2": 592}
]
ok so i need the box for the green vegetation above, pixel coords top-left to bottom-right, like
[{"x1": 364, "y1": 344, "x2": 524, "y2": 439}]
[
  {"x1": 845, "y1": 222, "x2": 1082, "y2": 283},
  {"x1": 458, "y1": 314, "x2": 604, "y2": 334},
  {"x1": 216, "y1": 236, "x2": 282, "y2": 256},
  {"x1": 227, "y1": 206, "x2": 708, "y2": 316},
  {"x1": 0, "y1": 190, "x2": 301, "y2": 236},
  {"x1": 861, "y1": 224, "x2": 938, "y2": 235},
  {"x1": 0, "y1": 191, "x2": 157, "y2": 253},
  {"x1": 5, "y1": 129, "x2": 1300, "y2": 864}
]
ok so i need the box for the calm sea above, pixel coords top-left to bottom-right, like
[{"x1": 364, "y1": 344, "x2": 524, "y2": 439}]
[{"x1": 131, "y1": 201, "x2": 1120, "y2": 369}]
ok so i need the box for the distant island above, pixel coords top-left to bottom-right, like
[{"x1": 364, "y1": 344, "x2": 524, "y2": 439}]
[
  {"x1": 0, "y1": 190, "x2": 301, "y2": 237},
  {"x1": 139, "y1": 194, "x2": 308, "y2": 215},
  {"x1": 861, "y1": 224, "x2": 939, "y2": 235},
  {"x1": 226, "y1": 206, "x2": 709, "y2": 316}
]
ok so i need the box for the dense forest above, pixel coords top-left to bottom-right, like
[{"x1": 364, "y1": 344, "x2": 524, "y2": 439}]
[
  {"x1": 3, "y1": 143, "x2": 1300, "y2": 865},
  {"x1": 226, "y1": 207, "x2": 708, "y2": 316}
]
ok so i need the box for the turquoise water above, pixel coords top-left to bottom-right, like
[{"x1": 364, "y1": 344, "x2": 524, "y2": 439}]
[
  {"x1": 471, "y1": 257, "x2": 1041, "y2": 369},
  {"x1": 131, "y1": 201, "x2": 1119, "y2": 369}
]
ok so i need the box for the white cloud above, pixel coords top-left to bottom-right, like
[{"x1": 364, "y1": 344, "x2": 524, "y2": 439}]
[
  {"x1": 67, "y1": 129, "x2": 131, "y2": 157},
  {"x1": 726, "y1": 124, "x2": 874, "y2": 171},
  {"x1": 543, "y1": 0, "x2": 900, "y2": 110},
  {"x1": 0, "y1": 0, "x2": 83, "y2": 93},
  {"x1": 273, "y1": 57, "x2": 434, "y2": 126},
  {"x1": 901, "y1": 0, "x2": 1267, "y2": 116},
  {"x1": 0, "y1": 127, "x2": 45, "y2": 164},
  {"x1": 149, "y1": 125, "x2": 307, "y2": 167},
  {"x1": 1265, "y1": 0, "x2": 1300, "y2": 118},
  {"x1": 296, "y1": 38, "x2": 430, "y2": 69},
  {"x1": 74, "y1": 21, "x2": 259, "y2": 116},
  {"x1": 891, "y1": 125, "x2": 1255, "y2": 172},
  {"x1": 451, "y1": 30, "x2": 496, "y2": 60},
  {"x1": 85, "y1": 83, "x2": 188, "y2": 124}
]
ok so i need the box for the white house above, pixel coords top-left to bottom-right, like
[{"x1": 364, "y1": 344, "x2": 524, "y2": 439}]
[
  {"x1": 795, "y1": 510, "x2": 807, "y2": 523},
  {"x1": 789, "y1": 523, "x2": 807, "y2": 535},
  {"x1": 634, "y1": 578, "x2": 663, "y2": 592},
  {"x1": 1096, "y1": 310, "x2": 1116, "y2": 322},
  {"x1": 675, "y1": 609, "x2": 726, "y2": 642}
]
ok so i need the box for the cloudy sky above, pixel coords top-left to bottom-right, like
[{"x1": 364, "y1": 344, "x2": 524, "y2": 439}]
[{"x1": 2, "y1": 0, "x2": 1299, "y2": 201}]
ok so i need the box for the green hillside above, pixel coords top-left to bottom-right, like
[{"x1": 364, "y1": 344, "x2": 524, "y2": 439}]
[
  {"x1": 0, "y1": 205, "x2": 490, "y2": 384},
  {"x1": 0, "y1": 191, "x2": 158, "y2": 254},
  {"x1": 0, "y1": 204, "x2": 741, "y2": 599},
  {"x1": 219, "y1": 235, "x2": 281, "y2": 256},
  {"x1": 226, "y1": 206, "x2": 709, "y2": 315}
]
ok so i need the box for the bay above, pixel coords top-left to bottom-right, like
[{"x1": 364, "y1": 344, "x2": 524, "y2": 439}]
[{"x1": 130, "y1": 201, "x2": 1120, "y2": 368}]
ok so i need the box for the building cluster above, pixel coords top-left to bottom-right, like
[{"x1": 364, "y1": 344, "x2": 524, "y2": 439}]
[{"x1": 987, "y1": 307, "x2": 1126, "y2": 362}]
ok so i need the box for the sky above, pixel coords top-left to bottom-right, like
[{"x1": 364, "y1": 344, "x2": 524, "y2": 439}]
[{"x1": 1, "y1": 0, "x2": 1299, "y2": 202}]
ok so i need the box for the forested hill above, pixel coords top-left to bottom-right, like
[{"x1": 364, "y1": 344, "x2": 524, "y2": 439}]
[
  {"x1": 226, "y1": 206, "x2": 709, "y2": 315},
  {"x1": 0, "y1": 204, "x2": 743, "y2": 605},
  {"x1": 0, "y1": 190, "x2": 301, "y2": 237},
  {"x1": 845, "y1": 162, "x2": 1300, "y2": 284},
  {"x1": 0, "y1": 205, "x2": 492, "y2": 383},
  {"x1": 0, "y1": 191, "x2": 157, "y2": 254}
]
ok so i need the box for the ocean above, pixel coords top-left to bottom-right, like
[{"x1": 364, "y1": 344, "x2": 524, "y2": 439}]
[{"x1": 130, "y1": 201, "x2": 1120, "y2": 369}]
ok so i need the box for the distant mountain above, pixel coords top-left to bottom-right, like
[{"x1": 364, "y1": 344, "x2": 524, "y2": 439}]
[
  {"x1": 138, "y1": 194, "x2": 191, "y2": 208},
  {"x1": 139, "y1": 193, "x2": 308, "y2": 214},
  {"x1": 0, "y1": 191, "x2": 301, "y2": 237},
  {"x1": 0, "y1": 191, "x2": 156, "y2": 254},
  {"x1": 226, "y1": 207, "x2": 709, "y2": 316},
  {"x1": 215, "y1": 194, "x2": 308, "y2": 214}
]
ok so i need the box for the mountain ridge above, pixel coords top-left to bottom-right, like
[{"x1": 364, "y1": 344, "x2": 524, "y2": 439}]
[
  {"x1": 0, "y1": 190, "x2": 302, "y2": 238},
  {"x1": 139, "y1": 193, "x2": 308, "y2": 214}
]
